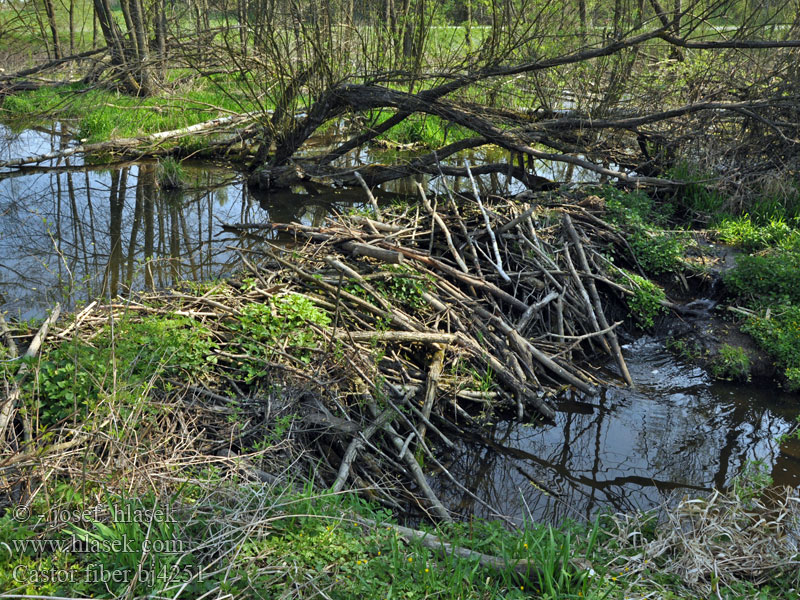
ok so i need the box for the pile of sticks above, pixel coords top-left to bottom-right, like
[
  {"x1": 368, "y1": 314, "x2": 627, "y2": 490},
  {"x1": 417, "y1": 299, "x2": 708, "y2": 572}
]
[
  {"x1": 1, "y1": 181, "x2": 644, "y2": 521},
  {"x1": 220, "y1": 180, "x2": 640, "y2": 518}
]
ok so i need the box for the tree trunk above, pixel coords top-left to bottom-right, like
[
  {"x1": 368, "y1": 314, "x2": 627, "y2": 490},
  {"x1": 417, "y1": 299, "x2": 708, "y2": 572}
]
[{"x1": 43, "y1": 0, "x2": 62, "y2": 59}]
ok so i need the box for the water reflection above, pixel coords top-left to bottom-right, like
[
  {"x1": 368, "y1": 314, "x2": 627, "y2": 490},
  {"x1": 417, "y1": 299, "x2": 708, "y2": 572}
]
[
  {"x1": 434, "y1": 338, "x2": 800, "y2": 525},
  {"x1": 0, "y1": 124, "x2": 380, "y2": 320}
]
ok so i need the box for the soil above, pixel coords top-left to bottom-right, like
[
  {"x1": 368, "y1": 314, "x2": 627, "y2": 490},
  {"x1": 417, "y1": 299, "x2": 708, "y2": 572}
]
[{"x1": 658, "y1": 235, "x2": 779, "y2": 385}]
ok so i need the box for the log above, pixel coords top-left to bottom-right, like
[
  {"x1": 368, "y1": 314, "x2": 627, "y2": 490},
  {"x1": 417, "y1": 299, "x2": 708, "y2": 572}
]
[
  {"x1": 367, "y1": 401, "x2": 453, "y2": 522},
  {"x1": 358, "y1": 518, "x2": 590, "y2": 582},
  {"x1": 332, "y1": 406, "x2": 397, "y2": 493},
  {"x1": 419, "y1": 346, "x2": 445, "y2": 443},
  {"x1": 334, "y1": 331, "x2": 457, "y2": 345},
  {"x1": 0, "y1": 113, "x2": 258, "y2": 169}
]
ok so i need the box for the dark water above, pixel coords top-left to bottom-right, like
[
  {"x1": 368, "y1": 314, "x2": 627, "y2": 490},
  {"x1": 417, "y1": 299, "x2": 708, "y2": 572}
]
[
  {"x1": 2, "y1": 125, "x2": 799, "y2": 524},
  {"x1": 434, "y1": 337, "x2": 800, "y2": 524}
]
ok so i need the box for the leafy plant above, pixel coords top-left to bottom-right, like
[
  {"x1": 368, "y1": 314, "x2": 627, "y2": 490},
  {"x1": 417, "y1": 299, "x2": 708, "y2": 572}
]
[
  {"x1": 620, "y1": 270, "x2": 667, "y2": 328},
  {"x1": 629, "y1": 230, "x2": 687, "y2": 274},
  {"x1": 375, "y1": 265, "x2": 430, "y2": 309},
  {"x1": 68, "y1": 495, "x2": 196, "y2": 597},
  {"x1": 742, "y1": 305, "x2": 800, "y2": 390},
  {"x1": 709, "y1": 344, "x2": 750, "y2": 382},
  {"x1": 602, "y1": 187, "x2": 687, "y2": 274},
  {"x1": 730, "y1": 460, "x2": 773, "y2": 507},
  {"x1": 230, "y1": 294, "x2": 331, "y2": 380},
  {"x1": 725, "y1": 247, "x2": 800, "y2": 305},
  {"x1": 716, "y1": 214, "x2": 796, "y2": 251},
  {"x1": 34, "y1": 315, "x2": 218, "y2": 426}
]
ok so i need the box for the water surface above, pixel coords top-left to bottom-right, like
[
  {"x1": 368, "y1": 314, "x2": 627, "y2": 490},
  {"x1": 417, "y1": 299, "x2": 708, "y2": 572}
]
[{"x1": 434, "y1": 337, "x2": 800, "y2": 524}]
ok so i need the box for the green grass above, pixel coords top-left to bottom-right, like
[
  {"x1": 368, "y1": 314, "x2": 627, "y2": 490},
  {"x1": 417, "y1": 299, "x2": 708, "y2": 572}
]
[
  {"x1": 716, "y1": 214, "x2": 799, "y2": 251},
  {"x1": 721, "y1": 213, "x2": 800, "y2": 389},
  {"x1": 1, "y1": 82, "x2": 258, "y2": 143},
  {"x1": 0, "y1": 481, "x2": 619, "y2": 600},
  {"x1": 367, "y1": 109, "x2": 475, "y2": 148},
  {"x1": 4, "y1": 479, "x2": 797, "y2": 599},
  {"x1": 742, "y1": 305, "x2": 800, "y2": 389}
]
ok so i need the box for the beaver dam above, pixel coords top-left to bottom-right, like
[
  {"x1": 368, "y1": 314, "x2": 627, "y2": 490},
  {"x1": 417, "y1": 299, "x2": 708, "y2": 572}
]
[{"x1": 2, "y1": 176, "x2": 798, "y2": 516}]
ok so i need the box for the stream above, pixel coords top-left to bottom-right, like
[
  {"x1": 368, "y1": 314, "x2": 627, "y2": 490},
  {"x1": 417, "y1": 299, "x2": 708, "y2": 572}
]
[{"x1": 2, "y1": 123, "x2": 799, "y2": 524}]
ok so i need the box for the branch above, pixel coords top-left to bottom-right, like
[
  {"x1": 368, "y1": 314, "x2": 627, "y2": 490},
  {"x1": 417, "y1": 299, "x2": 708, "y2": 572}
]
[{"x1": 0, "y1": 47, "x2": 108, "y2": 83}]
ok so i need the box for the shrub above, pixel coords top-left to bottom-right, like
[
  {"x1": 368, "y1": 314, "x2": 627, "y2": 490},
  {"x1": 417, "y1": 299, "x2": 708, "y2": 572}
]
[
  {"x1": 230, "y1": 294, "x2": 331, "y2": 380},
  {"x1": 621, "y1": 270, "x2": 667, "y2": 328},
  {"x1": 709, "y1": 344, "x2": 750, "y2": 381},
  {"x1": 35, "y1": 315, "x2": 218, "y2": 425},
  {"x1": 602, "y1": 187, "x2": 687, "y2": 274},
  {"x1": 724, "y1": 248, "x2": 800, "y2": 305},
  {"x1": 742, "y1": 305, "x2": 800, "y2": 390}
]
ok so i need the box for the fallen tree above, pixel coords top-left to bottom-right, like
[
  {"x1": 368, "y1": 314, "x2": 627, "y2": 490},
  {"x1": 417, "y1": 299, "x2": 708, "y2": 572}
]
[{"x1": 224, "y1": 0, "x2": 800, "y2": 200}]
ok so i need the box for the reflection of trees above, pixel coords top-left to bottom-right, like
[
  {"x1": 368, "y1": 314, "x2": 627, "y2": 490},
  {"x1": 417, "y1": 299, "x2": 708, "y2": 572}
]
[
  {"x1": 0, "y1": 163, "x2": 249, "y2": 319},
  {"x1": 0, "y1": 158, "x2": 402, "y2": 319},
  {"x1": 433, "y1": 377, "x2": 798, "y2": 525}
]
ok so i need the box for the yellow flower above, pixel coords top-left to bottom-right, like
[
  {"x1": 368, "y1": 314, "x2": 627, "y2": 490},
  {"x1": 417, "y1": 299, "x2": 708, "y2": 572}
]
[
  {"x1": 425, "y1": 568, "x2": 429, "y2": 573},
  {"x1": 520, "y1": 586, "x2": 524, "y2": 591},
  {"x1": 523, "y1": 543, "x2": 528, "y2": 549},
  {"x1": 408, "y1": 557, "x2": 413, "y2": 562}
]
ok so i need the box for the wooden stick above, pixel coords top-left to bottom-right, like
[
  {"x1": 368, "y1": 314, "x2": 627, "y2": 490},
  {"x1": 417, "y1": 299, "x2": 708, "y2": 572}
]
[
  {"x1": 470, "y1": 304, "x2": 595, "y2": 397},
  {"x1": 55, "y1": 300, "x2": 98, "y2": 338},
  {"x1": 333, "y1": 331, "x2": 457, "y2": 345},
  {"x1": 419, "y1": 346, "x2": 445, "y2": 443},
  {"x1": 332, "y1": 406, "x2": 397, "y2": 492},
  {"x1": 465, "y1": 160, "x2": 511, "y2": 283},
  {"x1": 563, "y1": 243, "x2": 610, "y2": 353},
  {"x1": 0, "y1": 313, "x2": 19, "y2": 358},
  {"x1": 0, "y1": 304, "x2": 61, "y2": 445},
  {"x1": 353, "y1": 170, "x2": 383, "y2": 222},
  {"x1": 516, "y1": 290, "x2": 559, "y2": 333},
  {"x1": 563, "y1": 214, "x2": 633, "y2": 386},
  {"x1": 367, "y1": 401, "x2": 453, "y2": 522},
  {"x1": 417, "y1": 183, "x2": 470, "y2": 274}
]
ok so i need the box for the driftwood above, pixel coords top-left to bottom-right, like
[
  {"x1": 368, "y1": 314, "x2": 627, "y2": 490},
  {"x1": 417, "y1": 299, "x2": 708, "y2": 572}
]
[{"x1": 358, "y1": 517, "x2": 590, "y2": 582}]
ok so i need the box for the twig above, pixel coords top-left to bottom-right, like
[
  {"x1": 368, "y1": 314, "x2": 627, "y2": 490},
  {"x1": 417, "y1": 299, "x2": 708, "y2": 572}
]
[
  {"x1": 0, "y1": 304, "x2": 61, "y2": 445},
  {"x1": 465, "y1": 160, "x2": 511, "y2": 283}
]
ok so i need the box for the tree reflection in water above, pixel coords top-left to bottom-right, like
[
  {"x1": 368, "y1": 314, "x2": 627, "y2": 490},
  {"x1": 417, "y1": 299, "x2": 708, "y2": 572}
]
[
  {"x1": 0, "y1": 158, "x2": 375, "y2": 320},
  {"x1": 433, "y1": 338, "x2": 800, "y2": 525}
]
